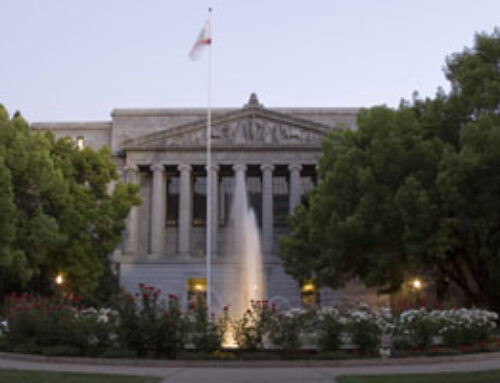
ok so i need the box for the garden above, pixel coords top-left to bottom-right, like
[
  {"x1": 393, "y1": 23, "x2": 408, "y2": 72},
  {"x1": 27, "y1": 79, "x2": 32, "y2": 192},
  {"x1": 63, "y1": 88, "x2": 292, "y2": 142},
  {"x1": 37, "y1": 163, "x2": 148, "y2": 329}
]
[{"x1": 0, "y1": 284, "x2": 498, "y2": 360}]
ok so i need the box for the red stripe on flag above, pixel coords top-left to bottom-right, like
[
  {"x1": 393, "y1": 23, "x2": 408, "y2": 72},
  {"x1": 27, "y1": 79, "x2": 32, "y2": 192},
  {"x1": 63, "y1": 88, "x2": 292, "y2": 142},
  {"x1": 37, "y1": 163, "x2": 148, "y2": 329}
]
[{"x1": 195, "y1": 38, "x2": 211, "y2": 46}]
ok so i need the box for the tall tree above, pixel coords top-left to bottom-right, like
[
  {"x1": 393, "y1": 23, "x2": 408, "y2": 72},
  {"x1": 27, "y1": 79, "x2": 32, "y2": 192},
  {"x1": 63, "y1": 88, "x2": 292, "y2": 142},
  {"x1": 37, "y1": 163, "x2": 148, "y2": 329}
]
[
  {"x1": 0, "y1": 106, "x2": 140, "y2": 300},
  {"x1": 280, "y1": 29, "x2": 500, "y2": 311}
]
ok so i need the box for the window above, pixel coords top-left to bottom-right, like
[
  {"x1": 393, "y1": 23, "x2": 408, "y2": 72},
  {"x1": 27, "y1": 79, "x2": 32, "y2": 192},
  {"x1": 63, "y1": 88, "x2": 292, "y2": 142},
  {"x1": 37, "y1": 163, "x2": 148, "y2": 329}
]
[
  {"x1": 247, "y1": 176, "x2": 262, "y2": 227},
  {"x1": 301, "y1": 279, "x2": 319, "y2": 308},
  {"x1": 166, "y1": 174, "x2": 179, "y2": 226},
  {"x1": 300, "y1": 176, "x2": 315, "y2": 195},
  {"x1": 192, "y1": 169, "x2": 206, "y2": 226},
  {"x1": 187, "y1": 278, "x2": 206, "y2": 309},
  {"x1": 76, "y1": 136, "x2": 84, "y2": 150},
  {"x1": 273, "y1": 176, "x2": 289, "y2": 227},
  {"x1": 300, "y1": 165, "x2": 317, "y2": 205},
  {"x1": 219, "y1": 176, "x2": 234, "y2": 227}
]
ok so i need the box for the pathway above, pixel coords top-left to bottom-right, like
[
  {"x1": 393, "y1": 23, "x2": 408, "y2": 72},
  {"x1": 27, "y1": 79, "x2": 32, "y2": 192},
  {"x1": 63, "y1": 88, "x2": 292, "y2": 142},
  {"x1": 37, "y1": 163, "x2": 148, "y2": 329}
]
[{"x1": 0, "y1": 352, "x2": 499, "y2": 383}]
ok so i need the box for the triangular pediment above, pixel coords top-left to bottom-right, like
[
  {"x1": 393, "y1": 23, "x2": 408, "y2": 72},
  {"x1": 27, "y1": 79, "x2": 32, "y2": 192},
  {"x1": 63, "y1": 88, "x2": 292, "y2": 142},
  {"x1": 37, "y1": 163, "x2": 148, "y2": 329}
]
[{"x1": 122, "y1": 99, "x2": 330, "y2": 151}]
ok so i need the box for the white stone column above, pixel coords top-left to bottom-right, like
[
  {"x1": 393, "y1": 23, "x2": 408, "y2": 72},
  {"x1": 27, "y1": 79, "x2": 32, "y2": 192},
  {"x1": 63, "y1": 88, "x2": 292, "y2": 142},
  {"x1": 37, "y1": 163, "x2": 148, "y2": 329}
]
[
  {"x1": 288, "y1": 164, "x2": 302, "y2": 214},
  {"x1": 207, "y1": 164, "x2": 219, "y2": 256},
  {"x1": 124, "y1": 165, "x2": 139, "y2": 256},
  {"x1": 178, "y1": 164, "x2": 192, "y2": 257},
  {"x1": 260, "y1": 164, "x2": 274, "y2": 255},
  {"x1": 150, "y1": 163, "x2": 165, "y2": 257}
]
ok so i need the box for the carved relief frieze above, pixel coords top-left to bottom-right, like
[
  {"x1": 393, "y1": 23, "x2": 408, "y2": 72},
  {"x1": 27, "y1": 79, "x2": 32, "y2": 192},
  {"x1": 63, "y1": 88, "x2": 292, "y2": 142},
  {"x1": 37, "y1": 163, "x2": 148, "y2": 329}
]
[
  {"x1": 122, "y1": 104, "x2": 331, "y2": 150},
  {"x1": 154, "y1": 117, "x2": 323, "y2": 148}
]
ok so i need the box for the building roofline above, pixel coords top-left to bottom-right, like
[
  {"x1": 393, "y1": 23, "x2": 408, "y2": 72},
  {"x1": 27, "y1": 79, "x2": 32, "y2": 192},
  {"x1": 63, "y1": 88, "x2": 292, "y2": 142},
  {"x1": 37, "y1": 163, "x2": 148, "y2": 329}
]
[
  {"x1": 111, "y1": 107, "x2": 360, "y2": 117},
  {"x1": 31, "y1": 121, "x2": 112, "y2": 130},
  {"x1": 111, "y1": 108, "x2": 236, "y2": 117}
]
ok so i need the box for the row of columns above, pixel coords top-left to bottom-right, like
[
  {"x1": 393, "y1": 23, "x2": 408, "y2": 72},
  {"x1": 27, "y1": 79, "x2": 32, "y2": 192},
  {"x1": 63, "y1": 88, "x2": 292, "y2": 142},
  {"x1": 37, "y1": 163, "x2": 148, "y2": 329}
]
[{"x1": 124, "y1": 163, "x2": 304, "y2": 257}]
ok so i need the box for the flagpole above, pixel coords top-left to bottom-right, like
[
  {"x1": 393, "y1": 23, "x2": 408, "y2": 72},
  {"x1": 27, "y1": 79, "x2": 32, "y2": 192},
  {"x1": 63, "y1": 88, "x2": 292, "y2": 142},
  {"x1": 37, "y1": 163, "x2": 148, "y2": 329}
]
[{"x1": 206, "y1": 7, "x2": 213, "y2": 318}]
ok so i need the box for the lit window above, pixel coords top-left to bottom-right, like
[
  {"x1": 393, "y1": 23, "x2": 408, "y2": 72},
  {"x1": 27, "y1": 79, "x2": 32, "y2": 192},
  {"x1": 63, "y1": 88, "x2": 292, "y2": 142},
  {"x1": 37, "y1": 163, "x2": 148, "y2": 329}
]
[
  {"x1": 301, "y1": 279, "x2": 319, "y2": 308},
  {"x1": 187, "y1": 278, "x2": 206, "y2": 309},
  {"x1": 76, "y1": 136, "x2": 84, "y2": 150}
]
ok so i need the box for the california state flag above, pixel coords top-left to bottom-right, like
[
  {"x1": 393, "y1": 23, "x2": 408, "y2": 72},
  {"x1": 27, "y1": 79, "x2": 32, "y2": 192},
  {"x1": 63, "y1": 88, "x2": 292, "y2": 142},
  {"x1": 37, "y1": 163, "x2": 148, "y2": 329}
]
[{"x1": 189, "y1": 18, "x2": 211, "y2": 60}]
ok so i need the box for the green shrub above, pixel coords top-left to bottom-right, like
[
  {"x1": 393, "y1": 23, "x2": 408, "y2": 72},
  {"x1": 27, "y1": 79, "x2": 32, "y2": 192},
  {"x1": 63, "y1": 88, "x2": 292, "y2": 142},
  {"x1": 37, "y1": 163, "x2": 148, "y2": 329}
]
[
  {"x1": 437, "y1": 308, "x2": 498, "y2": 346},
  {"x1": 41, "y1": 345, "x2": 81, "y2": 357},
  {"x1": 113, "y1": 284, "x2": 188, "y2": 358},
  {"x1": 153, "y1": 293, "x2": 188, "y2": 358},
  {"x1": 269, "y1": 308, "x2": 306, "y2": 352},
  {"x1": 100, "y1": 347, "x2": 137, "y2": 358},
  {"x1": 11, "y1": 341, "x2": 42, "y2": 354},
  {"x1": 112, "y1": 293, "x2": 144, "y2": 355},
  {"x1": 345, "y1": 305, "x2": 383, "y2": 355},
  {"x1": 317, "y1": 307, "x2": 344, "y2": 351},
  {"x1": 4, "y1": 292, "x2": 116, "y2": 355},
  {"x1": 188, "y1": 297, "x2": 228, "y2": 353},
  {"x1": 393, "y1": 308, "x2": 438, "y2": 349},
  {"x1": 232, "y1": 300, "x2": 276, "y2": 350}
]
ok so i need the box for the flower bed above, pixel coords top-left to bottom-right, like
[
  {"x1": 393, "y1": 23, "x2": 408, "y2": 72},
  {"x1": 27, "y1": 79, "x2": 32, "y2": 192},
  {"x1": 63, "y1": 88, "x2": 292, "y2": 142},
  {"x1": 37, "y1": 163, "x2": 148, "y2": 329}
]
[{"x1": 0, "y1": 285, "x2": 498, "y2": 359}]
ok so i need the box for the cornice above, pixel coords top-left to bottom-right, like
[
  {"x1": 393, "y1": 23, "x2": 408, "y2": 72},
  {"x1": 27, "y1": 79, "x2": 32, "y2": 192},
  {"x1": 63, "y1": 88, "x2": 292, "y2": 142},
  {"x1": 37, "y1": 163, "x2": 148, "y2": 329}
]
[{"x1": 31, "y1": 122, "x2": 112, "y2": 131}]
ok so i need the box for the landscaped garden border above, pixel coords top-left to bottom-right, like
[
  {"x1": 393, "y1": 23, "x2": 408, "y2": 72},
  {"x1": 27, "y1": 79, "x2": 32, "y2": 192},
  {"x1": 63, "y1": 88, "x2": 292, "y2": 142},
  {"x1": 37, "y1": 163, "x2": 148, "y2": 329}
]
[{"x1": 0, "y1": 284, "x2": 498, "y2": 361}]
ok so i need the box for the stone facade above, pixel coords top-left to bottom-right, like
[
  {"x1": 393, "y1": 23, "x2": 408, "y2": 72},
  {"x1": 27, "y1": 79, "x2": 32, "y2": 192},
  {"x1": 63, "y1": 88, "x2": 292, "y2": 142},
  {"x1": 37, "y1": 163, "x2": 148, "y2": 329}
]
[{"x1": 32, "y1": 94, "x2": 388, "y2": 310}]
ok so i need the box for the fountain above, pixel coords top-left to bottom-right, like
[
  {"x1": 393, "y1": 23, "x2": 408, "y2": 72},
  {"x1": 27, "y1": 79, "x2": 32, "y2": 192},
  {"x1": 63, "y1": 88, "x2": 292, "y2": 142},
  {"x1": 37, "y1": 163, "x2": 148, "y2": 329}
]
[{"x1": 224, "y1": 169, "x2": 265, "y2": 319}]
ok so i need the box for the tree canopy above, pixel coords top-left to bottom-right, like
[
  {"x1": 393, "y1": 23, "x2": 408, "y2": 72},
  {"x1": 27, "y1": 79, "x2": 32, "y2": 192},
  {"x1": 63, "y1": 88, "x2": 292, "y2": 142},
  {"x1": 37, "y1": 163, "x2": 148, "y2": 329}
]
[
  {"x1": 0, "y1": 106, "x2": 140, "y2": 301},
  {"x1": 280, "y1": 29, "x2": 500, "y2": 312}
]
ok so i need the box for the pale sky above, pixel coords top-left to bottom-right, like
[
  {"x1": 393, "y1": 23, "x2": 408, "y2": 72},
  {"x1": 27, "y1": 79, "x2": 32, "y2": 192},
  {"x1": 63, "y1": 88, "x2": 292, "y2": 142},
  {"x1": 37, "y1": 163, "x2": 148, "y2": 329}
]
[{"x1": 0, "y1": 0, "x2": 498, "y2": 122}]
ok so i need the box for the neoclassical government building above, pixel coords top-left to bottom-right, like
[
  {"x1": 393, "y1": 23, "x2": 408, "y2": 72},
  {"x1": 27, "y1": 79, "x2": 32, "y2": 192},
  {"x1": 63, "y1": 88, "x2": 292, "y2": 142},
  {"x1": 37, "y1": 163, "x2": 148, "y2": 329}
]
[{"x1": 33, "y1": 94, "x2": 385, "y2": 309}]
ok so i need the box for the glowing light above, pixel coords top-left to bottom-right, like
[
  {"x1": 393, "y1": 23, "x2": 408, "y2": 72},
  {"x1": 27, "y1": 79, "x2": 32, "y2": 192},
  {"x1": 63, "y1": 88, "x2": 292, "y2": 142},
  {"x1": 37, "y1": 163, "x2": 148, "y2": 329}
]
[
  {"x1": 301, "y1": 279, "x2": 316, "y2": 292},
  {"x1": 412, "y1": 278, "x2": 422, "y2": 290},
  {"x1": 76, "y1": 137, "x2": 84, "y2": 150},
  {"x1": 222, "y1": 326, "x2": 238, "y2": 349},
  {"x1": 55, "y1": 274, "x2": 64, "y2": 285},
  {"x1": 194, "y1": 283, "x2": 205, "y2": 292}
]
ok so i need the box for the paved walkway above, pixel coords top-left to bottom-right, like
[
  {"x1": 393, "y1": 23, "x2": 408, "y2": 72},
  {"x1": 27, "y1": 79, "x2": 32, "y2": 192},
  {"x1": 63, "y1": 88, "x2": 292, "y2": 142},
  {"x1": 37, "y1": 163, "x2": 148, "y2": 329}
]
[{"x1": 0, "y1": 352, "x2": 499, "y2": 383}]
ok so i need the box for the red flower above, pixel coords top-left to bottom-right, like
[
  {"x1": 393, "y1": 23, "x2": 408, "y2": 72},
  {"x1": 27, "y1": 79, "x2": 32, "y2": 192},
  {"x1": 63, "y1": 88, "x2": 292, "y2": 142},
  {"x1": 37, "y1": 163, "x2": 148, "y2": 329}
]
[{"x1": 458, "y1": 345, "x2": 469, "y2": 353}]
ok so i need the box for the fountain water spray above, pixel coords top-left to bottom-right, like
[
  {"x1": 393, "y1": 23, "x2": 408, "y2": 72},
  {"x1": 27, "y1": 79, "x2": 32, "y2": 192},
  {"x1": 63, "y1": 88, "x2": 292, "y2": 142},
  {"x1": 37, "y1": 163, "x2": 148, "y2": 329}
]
[{"x1": 224, "y1": 169, "x2": 265, "y2": 320}]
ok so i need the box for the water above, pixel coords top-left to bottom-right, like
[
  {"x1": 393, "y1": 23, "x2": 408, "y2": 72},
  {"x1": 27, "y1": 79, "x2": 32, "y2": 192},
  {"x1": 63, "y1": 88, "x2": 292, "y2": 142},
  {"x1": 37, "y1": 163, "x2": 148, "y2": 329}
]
[{"x1": 225, "y1": 170, "x2": 265, "y2": 318}]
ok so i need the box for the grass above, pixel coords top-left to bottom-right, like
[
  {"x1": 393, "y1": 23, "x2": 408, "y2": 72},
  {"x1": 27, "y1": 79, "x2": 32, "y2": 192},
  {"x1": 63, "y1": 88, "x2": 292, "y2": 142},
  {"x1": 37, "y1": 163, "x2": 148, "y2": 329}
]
[
  {"x1": 0, "y1": 369, "x2": 161, "y2": 383},
  {"x1": 337, "y1": 370, "x2": 500, "y2": 383}
]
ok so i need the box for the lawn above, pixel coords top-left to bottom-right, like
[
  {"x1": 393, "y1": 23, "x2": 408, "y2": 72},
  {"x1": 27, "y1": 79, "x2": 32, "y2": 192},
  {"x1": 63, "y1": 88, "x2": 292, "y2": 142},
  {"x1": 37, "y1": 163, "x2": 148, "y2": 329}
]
[
  {"x1": 337, "y1": 370, "x2": 500, "y2": 383},
  {"x1": 0, "y1": 369, "x2": 161, "y2": 383}
]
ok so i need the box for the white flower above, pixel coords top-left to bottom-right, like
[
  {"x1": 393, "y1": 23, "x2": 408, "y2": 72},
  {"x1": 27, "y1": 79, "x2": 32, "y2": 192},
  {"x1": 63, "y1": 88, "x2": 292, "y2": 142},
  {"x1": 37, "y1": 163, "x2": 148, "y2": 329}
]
[{"x1": 0, "y1": 320, "x2": 8, "y2": 336}]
